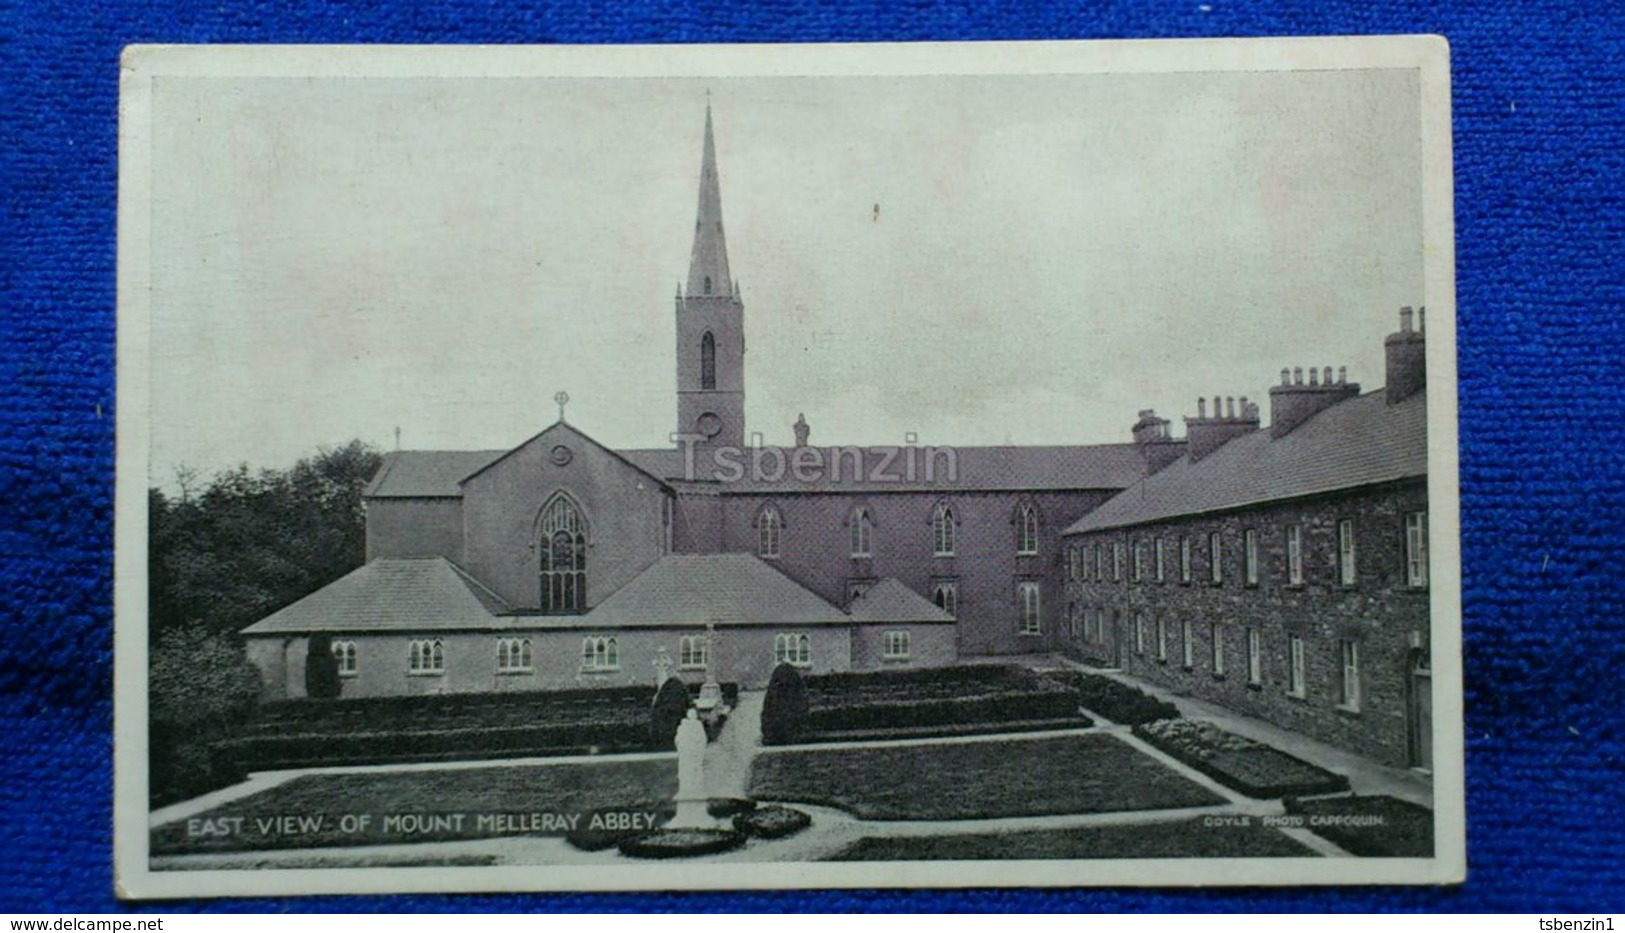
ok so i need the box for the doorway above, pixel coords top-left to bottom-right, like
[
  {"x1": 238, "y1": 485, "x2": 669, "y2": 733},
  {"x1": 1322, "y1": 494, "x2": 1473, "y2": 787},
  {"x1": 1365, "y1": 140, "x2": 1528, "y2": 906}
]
[{"x1": 1406, "y1": 647, "x2": 1433, "y2": 771}]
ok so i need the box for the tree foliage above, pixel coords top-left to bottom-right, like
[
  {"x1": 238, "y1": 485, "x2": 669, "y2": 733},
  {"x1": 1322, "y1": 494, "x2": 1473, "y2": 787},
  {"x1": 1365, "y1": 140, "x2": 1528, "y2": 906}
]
[
  {"x1": 148, "y1": 440, "x2": 383, "y2": 640},
  {"x1": 146, "y1": 440, "x2": 382, "y2": 804}
]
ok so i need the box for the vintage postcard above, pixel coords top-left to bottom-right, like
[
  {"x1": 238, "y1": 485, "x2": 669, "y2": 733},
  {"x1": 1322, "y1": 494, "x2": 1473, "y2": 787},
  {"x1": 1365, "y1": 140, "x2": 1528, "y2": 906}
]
[{"x1": 114, "y1": 38, "x2": 1464, "y2": 897}]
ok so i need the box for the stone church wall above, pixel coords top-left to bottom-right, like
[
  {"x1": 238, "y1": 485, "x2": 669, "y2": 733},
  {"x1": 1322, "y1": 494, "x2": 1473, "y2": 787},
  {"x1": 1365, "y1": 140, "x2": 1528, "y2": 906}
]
[{"x1": 716, "y1": 488, "x2": 1114, "y2": 657}]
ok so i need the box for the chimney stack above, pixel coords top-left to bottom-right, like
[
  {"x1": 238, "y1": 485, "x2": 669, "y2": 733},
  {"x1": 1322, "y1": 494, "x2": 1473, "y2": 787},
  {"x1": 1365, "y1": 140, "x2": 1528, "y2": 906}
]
[
  {"x1": 1184, "y1": 395, "x2": 1260, "y2": 462},
  {"x1": 1270, "y1": 361, "x2": 1361, "y2": 437},
  {"x1": 1132, "y1": 409, "x2": 1185, "y2": 474},
  {"x1": 1385, "y1": 305, "x2": 1427, "y2": 404},
  {"x1": 792, "y1": 413, "x2": 810, "y2": 448}
]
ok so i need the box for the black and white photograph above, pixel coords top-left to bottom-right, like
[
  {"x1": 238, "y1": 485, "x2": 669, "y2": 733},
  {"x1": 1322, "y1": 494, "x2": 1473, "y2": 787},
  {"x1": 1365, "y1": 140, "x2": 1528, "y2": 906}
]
[{"x1": 114, "y1": 38, "x2": 1463, "y2": 897}]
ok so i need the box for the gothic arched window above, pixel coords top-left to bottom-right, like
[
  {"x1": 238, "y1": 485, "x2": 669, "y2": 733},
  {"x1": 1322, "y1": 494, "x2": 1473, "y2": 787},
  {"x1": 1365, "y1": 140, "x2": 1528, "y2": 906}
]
[
  {"x1": 932, "y1": 503, "x2": 955, "y2": 557},
  {"x1": 758, "y1": 505, "x2": 782, "y2": 558},
  {"x1": 701, "y1": 332, "x2": 717, "y2": 390},
  {"x1": 1018, "y1": 504, "x2": 1039, "y2": 555},
  {"x1": 850, "y1": 507, "x2": 873, "y2": 558},
  {"x1": 538, "y1": 494, "x2": 587, "y2": 614}
]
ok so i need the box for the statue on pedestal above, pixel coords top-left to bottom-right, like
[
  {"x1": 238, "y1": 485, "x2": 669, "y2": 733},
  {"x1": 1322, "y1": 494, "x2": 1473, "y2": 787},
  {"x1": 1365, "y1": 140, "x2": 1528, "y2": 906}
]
[{"x1": 668, "y1": 708, "x2": 714, "y2": 828}]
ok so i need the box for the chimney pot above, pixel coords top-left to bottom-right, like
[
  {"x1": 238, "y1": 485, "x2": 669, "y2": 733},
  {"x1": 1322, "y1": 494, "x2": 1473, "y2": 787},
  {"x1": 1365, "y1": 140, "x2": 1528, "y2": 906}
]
[
  {"x1": 1338, "y1": 366, "x2": 1347, "y2": 384},
  {"x1": 1281, "y1": 368, "x2": 1291, "y2": 386},
  {"x1": 1197, "y1": 398, "x2": 1207, "y2": 418},
  {"x1": 1293, "y1": 367, "x2": 1303, "y2": 385},
  {"x1": 1418, "y1": 307, "x2": 1426, "y2": 333},
  {"x1": 1400, "y1": 306, "x2": 1414, "y2": 333},
  {"x1": 1226, "y1": 397, "x2": 1236, "y2": 418}
]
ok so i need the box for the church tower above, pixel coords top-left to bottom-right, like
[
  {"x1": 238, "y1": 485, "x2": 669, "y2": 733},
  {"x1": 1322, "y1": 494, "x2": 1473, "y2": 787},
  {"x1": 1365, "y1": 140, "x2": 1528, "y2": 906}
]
[{"x1": 675, "y1": 104, "x2": 746, "y2": 456}]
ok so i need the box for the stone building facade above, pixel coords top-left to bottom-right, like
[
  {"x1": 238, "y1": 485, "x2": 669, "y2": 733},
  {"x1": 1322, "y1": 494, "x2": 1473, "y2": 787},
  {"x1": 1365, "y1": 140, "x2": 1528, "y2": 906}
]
[{"x1": 1061, "y1": 310, "x2": 1433, "y2": 769}]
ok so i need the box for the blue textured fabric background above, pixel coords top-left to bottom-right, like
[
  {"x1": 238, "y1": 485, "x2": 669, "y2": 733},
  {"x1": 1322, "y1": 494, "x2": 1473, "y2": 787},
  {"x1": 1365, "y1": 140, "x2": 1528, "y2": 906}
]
[{"x1": 3, "y1": 0, "x2": 1623, "y2": 913}]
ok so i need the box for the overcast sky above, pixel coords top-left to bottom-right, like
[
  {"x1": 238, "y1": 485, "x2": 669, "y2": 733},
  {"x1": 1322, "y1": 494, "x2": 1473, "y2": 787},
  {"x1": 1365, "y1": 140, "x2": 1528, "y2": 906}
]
[{"x1": 146, "y1": 67, "x2": 1423, "y2": 483}]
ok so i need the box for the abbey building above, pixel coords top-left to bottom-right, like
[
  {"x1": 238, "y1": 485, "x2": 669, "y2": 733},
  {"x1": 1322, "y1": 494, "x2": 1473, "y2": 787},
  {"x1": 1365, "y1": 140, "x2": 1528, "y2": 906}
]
[{"x1": 241, "y1": 106, "x2": 1430, "y2": 767}]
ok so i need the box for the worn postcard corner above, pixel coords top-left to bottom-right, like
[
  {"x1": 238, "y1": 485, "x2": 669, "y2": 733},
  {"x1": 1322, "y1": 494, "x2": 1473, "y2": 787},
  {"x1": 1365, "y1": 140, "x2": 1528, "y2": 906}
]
[{"x1": 114, "y1": 36, "x2": 1461, "y2": 898}]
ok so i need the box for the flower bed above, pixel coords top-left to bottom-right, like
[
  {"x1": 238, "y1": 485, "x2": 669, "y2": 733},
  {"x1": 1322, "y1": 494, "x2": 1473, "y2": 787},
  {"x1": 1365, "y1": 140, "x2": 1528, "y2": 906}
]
[
  {"x1": 1133, "y1": 719, "x2": 1350, "y2": 799},
  {"x1": 563, "y1": 803, "x2": 676, "y2": 852},
  {"x1": 733, "y1": 805, "x2": 812, "y2": 839},
  {"x1": 1043, "y1": 671, "x2": 1181, "y2": 726},
  {"x1": 1284, "y1": 795, "x2": 1434, "y2": 857},
  {"x1": 617, "y1": 828, "x2": 747, "y2": 859}
]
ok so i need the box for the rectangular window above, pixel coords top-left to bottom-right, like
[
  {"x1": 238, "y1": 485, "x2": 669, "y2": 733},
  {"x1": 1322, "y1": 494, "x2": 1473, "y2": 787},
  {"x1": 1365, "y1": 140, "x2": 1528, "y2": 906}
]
[
  {"x1": 1156, "y1": 617, "x2": 1168, "y2": 662},
  {"x1": 774, "y1": 632, "x2": 812, "y2": 667},
  {"x1": 1154, "y1": 538, "x2": 1166, "y2": 582},
  {"x1": 1018, "y1": 582, "x2": 1042, "y2": 635},
  {"x1": 1112, "y1": 543, "x2": 1124, "y2": 582},
  {"x1": 1288, "y1": 634, "x2": 1306, "y2": 697},
  {"x1": 1244, "y1": 529, "x2": 1259, "y2": 586},
  {"x1": 883, "y1": 630, "x2": 911, "y2": 660},
  {"x1": 408, "y1": 639, "x2": 444, "y2": 675},
  {"x1": 1209, "y1": 532, "x2": 1223, "y2": 584},
  {"x1": 1094, "y1": 544, "x2": 1104, "y2": 581},
  {"x1": 1339, "y1": 640, "x2": 1362, "y2": 711},
  {"x1": 1179, "y1": 536, "x2": 1193, "y2": 583},
  {"x1": 1132, "y1": 540, "x2": 1144, "y2": 582},
  {"x1": 1246, "y1": 627, "x2": 1263, "y2": 686},
  {"x1": 1210, "y1": 624, "x2": 1225, "y2": 676},
  {"x1": 1135, "y1": 612, "x2": 1146, "y2": 656},
  {"x1": 679, "y1": 634, "x2": 709, "y2": 670},
  {"x1": 1181, "y1": 620, "x2": 1194, "y2": 669},
  {"x1": 1286, "y1": 524, "x2": 1304, "y2": 585},
  {"x1": 1405, "y1": 512, "x2": 1429, "y2": 587},
  {"x1": 496, "y1": 637, "x2": 533, "y2": 673},
  {"x1": 1337, "y1": 519, "x2": 1357, "y2": 585}
]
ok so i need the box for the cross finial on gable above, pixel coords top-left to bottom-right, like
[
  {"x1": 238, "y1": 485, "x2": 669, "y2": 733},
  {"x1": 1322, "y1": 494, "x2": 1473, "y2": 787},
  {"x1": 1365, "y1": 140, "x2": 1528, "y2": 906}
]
[{"x1": 554, "y1": 391, "x2": 570, "y2": 423}]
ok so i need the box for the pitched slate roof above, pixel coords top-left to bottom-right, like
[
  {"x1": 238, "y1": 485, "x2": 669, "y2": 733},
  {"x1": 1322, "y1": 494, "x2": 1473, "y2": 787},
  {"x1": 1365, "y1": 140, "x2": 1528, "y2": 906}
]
[
  {"x1": 846, "y1": 578, "x2": 956, "y2": 624},
  {"x1": 363, "y1": 450, "x2": 506, "y2": 498},
  {"x1": 621, "y1": 444, "x2": 1148, "y2": 493},
  {"x1": 241, "y1": 558, "x2": 515, "y2": 636},
  {"x1": 1067, "y1": 391, "x2": 1427, "y2": 535},
  {"x1": 581, "y1": 553, "x2": 851, "y2": 628}
]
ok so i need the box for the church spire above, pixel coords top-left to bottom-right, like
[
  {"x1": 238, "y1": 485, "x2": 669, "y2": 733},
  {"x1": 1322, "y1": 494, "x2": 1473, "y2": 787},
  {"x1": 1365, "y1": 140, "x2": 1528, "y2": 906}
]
[{"x1": 686, "y1": 103, "x2": 733, "y2": 299}]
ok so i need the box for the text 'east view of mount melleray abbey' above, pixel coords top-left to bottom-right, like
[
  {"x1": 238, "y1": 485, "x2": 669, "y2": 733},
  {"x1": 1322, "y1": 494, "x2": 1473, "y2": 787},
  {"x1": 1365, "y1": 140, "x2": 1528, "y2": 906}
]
[{"x1": 115, "y1": 39, "x2": 1463, "y2": 896}]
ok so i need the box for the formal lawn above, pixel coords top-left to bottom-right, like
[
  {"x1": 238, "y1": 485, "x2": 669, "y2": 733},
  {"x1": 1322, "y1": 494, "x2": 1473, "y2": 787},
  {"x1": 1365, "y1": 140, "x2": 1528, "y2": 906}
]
[
  {"x1": 748, "y1": 733, "x2": 1225, "y2": 820},
  {"x1": 1285, "y1": 795, "x2": 1434, "y2": 857},
  {"x1": 151, "y1": 757, "x2": 676, "y2": 856},
  {"x1": 827, "y1": 817, "x2": 1319, "y2": 860}
]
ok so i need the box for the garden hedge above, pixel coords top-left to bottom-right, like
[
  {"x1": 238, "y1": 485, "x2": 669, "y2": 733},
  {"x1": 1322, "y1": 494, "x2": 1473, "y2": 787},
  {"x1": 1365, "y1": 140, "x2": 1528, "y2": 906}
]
[
  {"x1": 761, "y1": 663, "x2": 810, "y2": 746},
  {"x1": 1044, "y1": 670, "x2": 1180, "y2": 725},
  {"x1": 649, "y1": 676, "x2": 694, "y2": 748}
]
